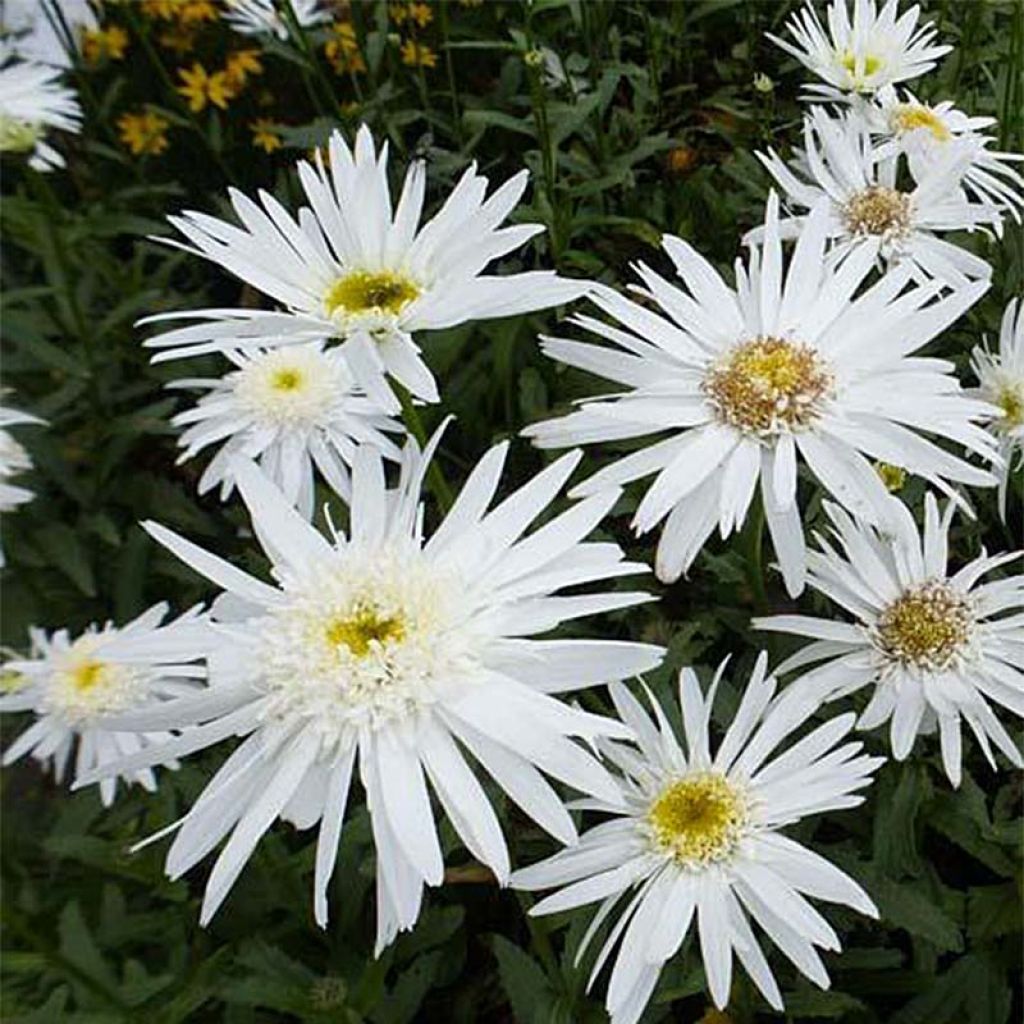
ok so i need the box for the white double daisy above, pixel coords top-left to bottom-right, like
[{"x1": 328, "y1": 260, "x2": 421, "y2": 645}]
[
  {"x1": 513, "y1": 654, "x2": 881, "y2": 1022},
  {"x1": 0, "y1": 603, "x2": 212, "y2": 806},
  {"x1": 755, "y1": 496, "x2": 1023, "y2": 787},
  {"x1": 767, "y1": 0, "x2": 951, "y2": 102},
  {"x1": 141, "y1": 125, "x2": 588, "y2": 413},
  {"x1": 868, "y1": 87, "x2": 1024, "y2": 222},
  {"x1": 75, "y1": 432, "x2": 663, "y2": 947},
  {"x1": 0, "y1": 50, "x2": 82, "y2": 171},
  {"x1": 970, "y1": 297, "x2": 1024, "y2": 520},
  {"x1": 223, "y1": 0, "x2": 328, "y2": 41},
  {"x1": 526, "y1": 193, "x2": 997, "y2": 595},
  {"x1": 170, "y1": 342, "x2": 403, "y2": 517},
  {"x1": 754, "y1": 107, "x2": 999, "y2": 285}
]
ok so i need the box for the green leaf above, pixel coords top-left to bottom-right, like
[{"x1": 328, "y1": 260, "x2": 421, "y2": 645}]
[{"x1": 490, "y1": 935, "x2": 559, "y2": 1024}]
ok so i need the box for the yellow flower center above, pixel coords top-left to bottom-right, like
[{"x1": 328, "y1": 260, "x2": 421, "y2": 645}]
[
  {"x1": 270, "y1": 368, "x2": 302, "y2": 391},
  {"x1": 324, "y1": 604, "x2": 406, "y2": 658},
  {"x1": 839, "y1": 50, "x2": 883, "y2": 84},
  {"x1": 997, "y1": 382, "x2": 1024, "y2": 429},
  {"x1": 703, "y1": 337, "x2": 833, "y2": 435},
  {"x1": 874, "y1": 461, "x2": 907, "y2": 492},
  {"x1": 891, "y1": 104, "x2": 952, "y2": 141},
  {"x1": 70, "y1": 659, "x2": 108, "y2": 692},
  {"x1": 647, "y1": 773, "x2": 747, "y2": 866},
  {"x1": 323, "y1": 270, "x2": 420, "y2": 321},
  {"x1": 842, "y1": 186, "x2": 913, "y2": 238},
  {"x1": 876, "y1": 581, "x2": 974, "y2": 670},
  {"x1": 0, "y1": 116, "x2": 42, "y2": 153}
]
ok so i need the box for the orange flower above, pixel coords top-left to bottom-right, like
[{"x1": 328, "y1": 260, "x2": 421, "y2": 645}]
[{"x1": 325, "y1": 21, "x2": 366, "y2": 75}]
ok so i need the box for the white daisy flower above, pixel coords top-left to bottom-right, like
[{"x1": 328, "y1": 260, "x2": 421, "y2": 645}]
[
  {"x1": 0, "y1": 603, "x2": 212, "y2": 806},
  {"x1": 525, "y1": 192, "x2": 998, "y2": 596},
  {"x1": 754, "y1": 107, "x2": 998, "y2": 285},
  {"x1": 970, "y1": 298, "x2": 1024, "y2": 519},
  {"x1": 1, "y1": 0, "x2": 97, "y2": 68},
  {"x1": 170, "y1": 342, "x2": 403, "y2": 518},
  {"x1": 513, "y1": 654, "x2": 881, "y2": 1021},
  {"x1": 140, "y1": 125, "x2": 588, "y2": 414},
  {"x1": 74, "y1": 433, "x2": 664, "y2": 946},
  {"x1": 223, "y1": 0, "x2": 328, "y2": 41},
  {"x1": 0, "y1": 53, "x2": 82, "y2": 171},
  {"x1": 755, "y1": 496, "x2": 1024, "y2": 788},
  {"x1": 767, "y1": 0, "x2": 951, "y2": 102},
  {"x1": 0, "y1": 402, "x2": 44, "y2": 567},
  {"x1": 868, "y1": 86, "x2": 1024, "y2": 222}
]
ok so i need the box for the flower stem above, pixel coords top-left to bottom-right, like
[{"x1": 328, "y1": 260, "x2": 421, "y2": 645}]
[{"x1": 396, "y1": 387, "x2": 454, "y2": 513}]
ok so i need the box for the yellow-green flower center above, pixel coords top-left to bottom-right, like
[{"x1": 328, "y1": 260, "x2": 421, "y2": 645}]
[
  {"x1": 839, "y1": 50, "x2": 883, "y2": 87},
  {"x1": 703, "y1": 336, "x2": 833, "y2": 435},
  {"x1": 324, "y1": 603, "x2": 406, "y2": 658},
  {"x1": 997, "y1": 382, "x2": 1024, "y2": 429},
  {"x1": 0, "y1": 115, "x2": 42, "y2": 153},
  {"x1": 270, "y1": 368, "x2": 302, "y2": 391},
  {"x1": 891, "y1": 104, "x2": 952, "y2": 141},
  {"x1": 842, "y1": 186, "x2": 913, "y2": 238},
  {"x1": 323, "y1": 270, "x2": 420, "y2": 320},
  {"x1": 874, "y1": 461, "x2": 907, "y2": 492},
  {"x1": 70, "y1": 659, "x2": 108, "y2": 692},
  {"x1": 877, "y1": 581, "x2": 974, "y2": 670},
  {"x1": 647, "y1": 773, "x2": 747, "y2": 866}
]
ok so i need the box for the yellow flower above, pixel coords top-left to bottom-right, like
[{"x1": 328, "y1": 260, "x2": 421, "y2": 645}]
[
  {"x1": 176, "y1": 63, "x2": 236, "y2": 112},
  {"x1": 225, "y1": 48, "x2": 263, "y2": 89},
  {"x1": 388, "y1": 3, "x2": 409, "y2": 24},
  {"x1": 142, "y1": 0, "x2": 215, "y2": 21},
  {"x1": 158, "y1": 25, "x2": 197, "y2": 54},
  {"x1": 82, "y1": 24, "x2": 129, "y2": 64},
  {"x1": 117, "y1": 110, "x2": 170, "y2": 156},
  {"x1": 251, "y1": 119, "x2": 283, "y2": 153},
  {"x1": 325, "y1": 21, "x2": 366, "y2": 74},
  {"x1": 407, "y1": 3, "x2": 433, "y2": 28},
  {"x1": 400, "y1": 39, "x2": 436, "y2": 68}
]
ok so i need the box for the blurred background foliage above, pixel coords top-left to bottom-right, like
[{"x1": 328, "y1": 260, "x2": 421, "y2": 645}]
[{"x1": 1, "y1": 0, "x2": 1022, "y2": 1021}]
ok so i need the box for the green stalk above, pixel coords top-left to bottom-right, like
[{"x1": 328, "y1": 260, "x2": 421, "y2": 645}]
[
  {"x1": 743, "y1": 497, "x2": 769, "y2": 614},
  {"x1": 281, "y1": 0, "x2": 347, "y2": 122},
  {"x1": 439, "y1": 0, "x2": 463, "y2": 145},
  {"x1": 396, "y1": 387, "x2": 454, "y2": 512}
]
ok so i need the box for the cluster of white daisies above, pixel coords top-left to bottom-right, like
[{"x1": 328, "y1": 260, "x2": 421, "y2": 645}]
[{"x1": 1, "y1": 1, "x2": 1022, "y2": 1020}]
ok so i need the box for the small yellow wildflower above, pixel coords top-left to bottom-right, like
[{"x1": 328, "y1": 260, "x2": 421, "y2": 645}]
[
  {"x1": 400, "y1": 39, "x2": 437, "y2": 69},
  {"x1": 142, "y1": 0, "x2": 216, "y2": 21},
  {"x1": 177, "y1": 63, "x2": 236, "y2": 112},
  {"x1": 82, "y1": 25, "x2": 129, "y2": 64},
  {"x1": 408, "y1": 3, "x2": 434, "y2": 28},
  {"x1": 667, "y1": 145, "x2": 698, "y2": 175},
  {"x1": 251, "y1": 119, "x2": 283, "y2": 153},
  {"x1": 225, "y1": 48, "x2": 263, "y2": 89},
  {"x1": 158, "y1": 25, "x2": 197, "y2": 54},
  {"x1": 325, "y1": 22, "x2": 366, "y2": 75},
  {"x1": 117, "y1": 110, "x2": 170, "y2": 156},
  {"x1": 389, "y1": 2, "x2": 409, "y2": 23}
]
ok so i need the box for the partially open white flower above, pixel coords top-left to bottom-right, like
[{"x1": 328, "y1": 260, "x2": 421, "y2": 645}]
[
  {"x1": 75, "y1": 432, "x2": 663, "y2": 947},
  {"x1": 513, "y1": 654, "x2": 881, "y2": 1022},
  {"x1": 141, "y1": 126, "x2": 588, "y2": 413},
  {"x1": 970, "y1": 297, "x2": 1024, "y2": 520},
  {"x1": 223, "y1": 0, "x2": 328, "y2": 41},
  {"x1": 0, "y1": 603, "x2": 212, "y2": 806},
  {"x1": 755, "y1": 496, "x2": 1024, "y2": 787},
  {"x1": 868, "y1": 86, "x2": 1024, "y2": 222},
  {"x1": 0, "y1": 53, "x2": 82, "y2": 171},
  {"x1": 170, "y1": 342, "x2": 403, "y2": 517},
  {"x1": 767, "y1": 0, "x2": 950, "y2": 102},
  {"x1": 755, "y1": 108, "x2": 999, "y2": 285},
  {"x1": 526, "y1": 193, "x2": 998, "y2": 596}
]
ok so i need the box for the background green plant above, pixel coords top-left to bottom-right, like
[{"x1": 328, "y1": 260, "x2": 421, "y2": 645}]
[{"x1": 1, "y1": 1, "x2": 1021, "y2": 1021}]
